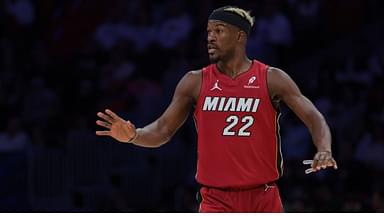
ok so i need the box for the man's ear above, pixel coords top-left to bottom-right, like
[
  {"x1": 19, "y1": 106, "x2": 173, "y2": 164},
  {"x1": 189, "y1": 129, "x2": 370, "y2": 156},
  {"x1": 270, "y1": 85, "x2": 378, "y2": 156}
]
[{"x1": 237, "y1": 31, "x2": 247, "y2": 43}]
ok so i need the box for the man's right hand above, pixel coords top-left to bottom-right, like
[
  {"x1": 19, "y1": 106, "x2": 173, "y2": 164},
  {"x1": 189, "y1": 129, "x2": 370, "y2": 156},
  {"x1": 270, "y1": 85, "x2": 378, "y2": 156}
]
[{"x1": 96, "y1": 109, "x2": 137, "y2": 143}]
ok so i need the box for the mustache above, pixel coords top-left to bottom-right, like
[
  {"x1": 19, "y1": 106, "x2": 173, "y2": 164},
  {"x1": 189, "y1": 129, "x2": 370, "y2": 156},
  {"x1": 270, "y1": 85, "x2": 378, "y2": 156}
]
[{"x1": 207, "y1": 44, "x2": 218, "y2": 49}]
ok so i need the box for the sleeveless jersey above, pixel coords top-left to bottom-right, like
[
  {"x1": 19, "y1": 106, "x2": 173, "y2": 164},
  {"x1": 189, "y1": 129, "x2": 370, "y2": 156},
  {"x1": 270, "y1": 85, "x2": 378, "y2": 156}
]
[{"x1": 193, "y1": 60, "x2": 283, "y2": 189}]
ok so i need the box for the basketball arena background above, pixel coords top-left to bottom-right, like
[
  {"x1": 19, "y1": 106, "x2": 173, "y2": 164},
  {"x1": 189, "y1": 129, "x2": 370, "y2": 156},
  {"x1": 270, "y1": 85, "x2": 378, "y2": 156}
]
[{"x1": 1, "y1": 0, "x2": 383, "y2": 212}]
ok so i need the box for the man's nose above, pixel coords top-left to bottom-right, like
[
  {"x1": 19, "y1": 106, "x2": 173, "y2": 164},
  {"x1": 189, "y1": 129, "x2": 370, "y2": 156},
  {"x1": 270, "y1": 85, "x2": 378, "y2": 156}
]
[{"x1": 207, "y1": 33, "x2": 216, "y2": 43}]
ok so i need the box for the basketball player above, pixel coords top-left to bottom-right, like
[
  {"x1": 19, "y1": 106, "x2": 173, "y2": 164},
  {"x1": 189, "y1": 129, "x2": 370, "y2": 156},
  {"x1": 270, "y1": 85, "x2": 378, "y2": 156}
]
[{"x1": 96, "y1": 6, "x2": 338, "y2": 212}]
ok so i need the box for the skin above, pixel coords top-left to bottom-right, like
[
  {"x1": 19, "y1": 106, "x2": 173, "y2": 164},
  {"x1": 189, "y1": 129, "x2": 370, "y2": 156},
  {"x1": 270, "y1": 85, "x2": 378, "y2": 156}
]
[{"x1": 96, "y1": 20, "x2": 337, "y2": 172}]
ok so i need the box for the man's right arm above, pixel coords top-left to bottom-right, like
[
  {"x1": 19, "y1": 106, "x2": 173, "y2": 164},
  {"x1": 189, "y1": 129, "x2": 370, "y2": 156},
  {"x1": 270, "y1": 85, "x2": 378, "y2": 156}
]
[
  {"x1": 96, "y1": 70, "x2": 201, "y2": 148},
  {"x1": 131, "y1": 71, "x2": 200, "y2": 147}
]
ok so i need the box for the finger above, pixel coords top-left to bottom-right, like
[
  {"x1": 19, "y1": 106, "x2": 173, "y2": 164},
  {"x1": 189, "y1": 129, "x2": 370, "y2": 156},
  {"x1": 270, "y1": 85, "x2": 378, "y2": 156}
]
[
  {"x1": 318, "y1": 154, "x2": 327, "y2": 169},
  {"x1": 314, "y1": 162, "x2": 327, "y2": 170},
  {"x1": 312, "y1": 159, "x2": 319, "y2": 170},
  {"x1": 303, "y1": 160, "x2": 313, "y2": 165},
  {"x1": 330, "y1": 158, "x2": 338, "y2": 169},
  {"x1": 313, "y1": 152, "x2": 328, "y2": 170},
  {"x1": 105, "y1": 109, "x2": 122, "y2": 121},
  {"x1": 317, "y1": 158, "x2": 338, "y2": 170},
  {"x1": 318, "y1": 159, "x2": 328, "y2": 169},
  {"x1": 326, "y1": 159, "x2": 336, "y2": 167},
  {"x1": 96, "y1": 120, "x2": 111, "y2": 129},
  {"x1": 126, "y1": 120, "x2": 136, "y2": 129},
  {"x1": 96, "y1": 131, "x2": 111, "y2": 136},
  {"x1": 97, "y1": 112, "x2": 114, "y2": 123}
]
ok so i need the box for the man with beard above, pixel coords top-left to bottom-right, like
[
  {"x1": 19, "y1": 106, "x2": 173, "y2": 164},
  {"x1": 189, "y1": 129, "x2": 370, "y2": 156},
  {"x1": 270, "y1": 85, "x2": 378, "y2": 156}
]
[{"x1": 96, "y1": 6, "x2": 338, "y2": 212}]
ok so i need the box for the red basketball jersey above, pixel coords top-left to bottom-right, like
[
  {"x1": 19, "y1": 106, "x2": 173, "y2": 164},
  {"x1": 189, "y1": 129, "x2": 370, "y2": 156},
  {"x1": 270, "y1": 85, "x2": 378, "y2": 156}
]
[{"x1": 194, "y1": 60, "x2": 283, "y2": 189}]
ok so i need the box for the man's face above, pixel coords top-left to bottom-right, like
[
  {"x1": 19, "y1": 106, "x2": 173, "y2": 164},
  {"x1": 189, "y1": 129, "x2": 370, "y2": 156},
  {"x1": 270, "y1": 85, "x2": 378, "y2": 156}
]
[{"x1": 207, "y1": 20, "x2": 239, "y2": 63}]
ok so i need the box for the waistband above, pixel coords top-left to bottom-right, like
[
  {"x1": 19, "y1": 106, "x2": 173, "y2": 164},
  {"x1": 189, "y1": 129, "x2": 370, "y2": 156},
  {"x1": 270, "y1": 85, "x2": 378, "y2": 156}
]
[{"x1": 200, "y1": 182, "x2": 277, "y2": 192}]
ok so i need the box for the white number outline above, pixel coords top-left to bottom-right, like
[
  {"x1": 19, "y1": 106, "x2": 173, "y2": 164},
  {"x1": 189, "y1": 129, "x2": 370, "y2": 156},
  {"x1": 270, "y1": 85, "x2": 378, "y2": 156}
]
[
  {"x1": 223, "y1": 115, "x2": 238, "y2": 136},
  {"x1": 222, "y1": 115, "x2": 254, "y2": 136},
  {"x1": 239, "y1": 115, "x2": 254, "y2": 136}
]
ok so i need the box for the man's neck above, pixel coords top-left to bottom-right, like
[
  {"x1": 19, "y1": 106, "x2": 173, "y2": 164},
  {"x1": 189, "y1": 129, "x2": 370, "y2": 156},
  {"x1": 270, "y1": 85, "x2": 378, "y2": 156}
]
[{"x1": 217, "y1": 56, "x2": 252, "y2": 79}]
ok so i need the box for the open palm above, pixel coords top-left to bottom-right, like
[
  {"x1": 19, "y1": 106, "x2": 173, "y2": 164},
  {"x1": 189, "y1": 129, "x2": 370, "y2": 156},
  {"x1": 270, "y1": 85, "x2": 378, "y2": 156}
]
[{"x1": 96, "y1": 109, "x2": 136, "y2": 143}]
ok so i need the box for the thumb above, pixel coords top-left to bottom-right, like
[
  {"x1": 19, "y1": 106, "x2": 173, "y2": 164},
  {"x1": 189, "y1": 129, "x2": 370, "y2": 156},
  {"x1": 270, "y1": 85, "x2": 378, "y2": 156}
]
[{"x1": 126, "y1": 121, "x2": 137, "y2": 131}]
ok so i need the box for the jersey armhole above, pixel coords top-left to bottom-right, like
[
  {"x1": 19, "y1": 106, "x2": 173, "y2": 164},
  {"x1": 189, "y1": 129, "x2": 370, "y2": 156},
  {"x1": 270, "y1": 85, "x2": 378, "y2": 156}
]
[
  {"x1": 194, "y1": 68, "x2": 205, "y2": 106},
  {"x1": 265, "y1": 66, "x2": 280, "y2": 113}
]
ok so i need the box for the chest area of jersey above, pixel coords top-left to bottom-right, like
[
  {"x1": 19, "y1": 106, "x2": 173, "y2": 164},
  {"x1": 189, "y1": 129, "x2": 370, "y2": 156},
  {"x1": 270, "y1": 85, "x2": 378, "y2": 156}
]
[
  {"x1": 206, "y1": 74, "x2": 262, "y2": 95},
  {"x1": 201, "y1": 74, "x2": 267, "y2": 112}
]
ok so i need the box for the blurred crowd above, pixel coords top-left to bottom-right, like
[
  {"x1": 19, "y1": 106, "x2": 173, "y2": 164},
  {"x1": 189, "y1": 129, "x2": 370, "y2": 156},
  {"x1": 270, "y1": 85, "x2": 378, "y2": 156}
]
[{"x1": 0, "y1": 0, "x2": 384, "y2": 212}]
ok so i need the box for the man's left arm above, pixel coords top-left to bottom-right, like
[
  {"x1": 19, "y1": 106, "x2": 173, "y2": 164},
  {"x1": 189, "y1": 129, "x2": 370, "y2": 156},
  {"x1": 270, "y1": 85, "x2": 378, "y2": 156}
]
[{"x1": 267, "y1": 67, "x2": 338, "y2": 172}]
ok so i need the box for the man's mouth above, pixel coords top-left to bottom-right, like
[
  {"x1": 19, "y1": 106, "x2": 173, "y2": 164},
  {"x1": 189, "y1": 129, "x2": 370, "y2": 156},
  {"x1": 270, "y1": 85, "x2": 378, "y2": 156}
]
[
  {"x1": 207, "y1": 45, "x2": 218, "y2": 54},
  {"x1": 208, "y1": 48, "x2": 216, "y2": 54}
]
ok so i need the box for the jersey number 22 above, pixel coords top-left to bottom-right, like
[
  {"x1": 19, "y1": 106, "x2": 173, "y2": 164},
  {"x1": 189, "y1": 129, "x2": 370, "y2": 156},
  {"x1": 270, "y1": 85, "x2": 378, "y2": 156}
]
[{"x1": 223, "y1": 115, "x2": 254, "y2": 136}]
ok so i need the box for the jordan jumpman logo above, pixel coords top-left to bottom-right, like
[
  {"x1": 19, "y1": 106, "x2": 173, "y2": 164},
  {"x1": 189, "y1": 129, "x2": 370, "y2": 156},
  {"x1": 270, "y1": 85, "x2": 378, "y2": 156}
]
[{"x1": 210, "y1": 80, "x2": 222, "y2": 91}]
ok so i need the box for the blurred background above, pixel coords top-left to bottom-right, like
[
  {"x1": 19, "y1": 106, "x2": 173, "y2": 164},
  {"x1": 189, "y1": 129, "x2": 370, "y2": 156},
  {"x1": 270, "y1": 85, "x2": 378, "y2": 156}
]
[{"x1": 1, "y1": 0, "x2": 384, "y2": 212}]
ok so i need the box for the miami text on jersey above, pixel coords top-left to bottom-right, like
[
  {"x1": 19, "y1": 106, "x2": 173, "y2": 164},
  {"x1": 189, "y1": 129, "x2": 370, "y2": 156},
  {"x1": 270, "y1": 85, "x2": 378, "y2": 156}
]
[{"x1": 202, "y1": 96, "x2": 260, "y2": 113}]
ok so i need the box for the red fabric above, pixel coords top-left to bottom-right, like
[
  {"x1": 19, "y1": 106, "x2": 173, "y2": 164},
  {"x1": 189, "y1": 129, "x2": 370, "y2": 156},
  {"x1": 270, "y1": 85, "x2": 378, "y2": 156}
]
[
  {"x1": 198, "y1": 183, "x2": 284, "y2": 212},
  {"x1": 194, "y1": 60, "x2": 282, "y2": 189}
]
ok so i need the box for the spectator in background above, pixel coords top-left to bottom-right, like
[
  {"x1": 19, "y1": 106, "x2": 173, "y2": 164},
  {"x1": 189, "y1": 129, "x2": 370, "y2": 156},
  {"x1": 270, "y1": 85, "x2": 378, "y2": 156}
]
[
  {"x1": 0, "y1": 117, "x2": 31, "y2": 152},
  {"x1": 0, "y1": 116, "x2": 31, "y2": 210},
  {"x1": 5, "y1": 0, "x2": 35, "y2": 27},
  {"x1": 281, "y1": 116, "x2": 311, "y2": 161},
  {"x1": 248, "y1": 0, "x2": 292, "y2": 66},
  {"x1": 22, "y1": 77, "x2": 60, "y2": 130},
  {"x1": 355, "y1": 123, "x2": 384, "y2": 172}
]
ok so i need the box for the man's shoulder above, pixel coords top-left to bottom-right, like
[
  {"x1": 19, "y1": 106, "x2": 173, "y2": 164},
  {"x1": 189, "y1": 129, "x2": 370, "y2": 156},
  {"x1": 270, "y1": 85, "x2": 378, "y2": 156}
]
[
  {"x1": 196, "y1": 63, "x2": 217, "y2": 74},
  {"x1": 177, "y1": 70, "x2": 202, "y2": 101},
  {"x1": 188, "y1": 69, "x2": 202, "y2": 75},
  {"x1": 184, "y1": 63, "x2": 216, "y2": 81},
  {"x1": 267, "y1": 66, "x2": 287, "y2": 77},
  {"x1": 184, "y1": 69, "x2": 202, "y2": 82},
  {"x1": 180, "y1": 69, "x2": 202, "y2": 85}
]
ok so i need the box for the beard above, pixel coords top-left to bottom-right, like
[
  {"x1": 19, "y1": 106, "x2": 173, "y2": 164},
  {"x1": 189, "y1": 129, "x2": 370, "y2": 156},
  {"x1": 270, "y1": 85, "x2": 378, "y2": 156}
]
[
  {"x1": 209, "y1": 54, "x2": 219, "y2": 63},
  {"x1": 209, "y1": 49, "x2": 234, "y2": 64},
  {"x1": 208, "y1": 43, "x2": 220, "y2": 63}
]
